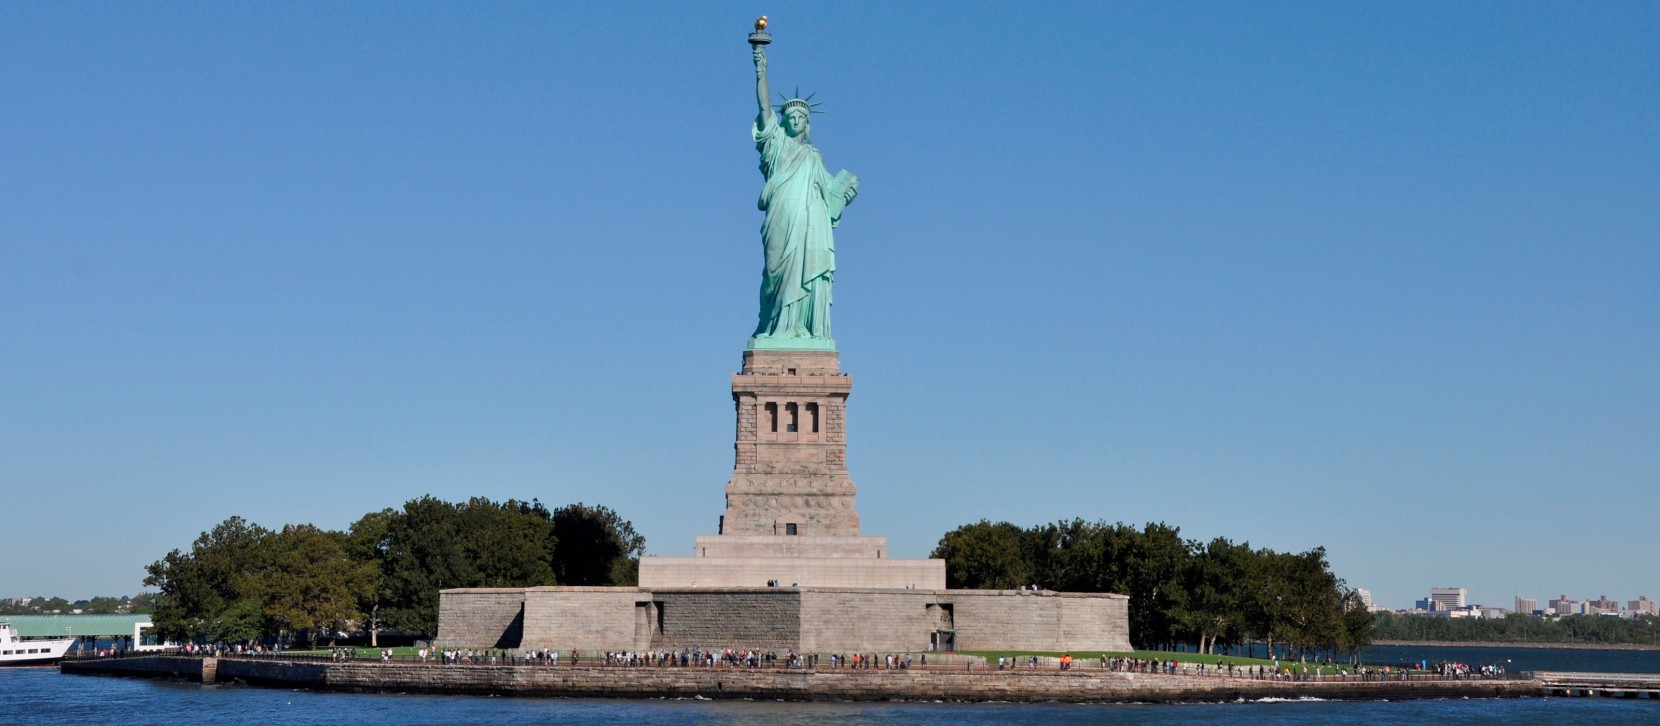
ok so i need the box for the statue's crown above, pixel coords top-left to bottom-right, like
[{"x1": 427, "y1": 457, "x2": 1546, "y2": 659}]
[{"x1": 777, "y1": 88, "x2": 824, "y2": 116}]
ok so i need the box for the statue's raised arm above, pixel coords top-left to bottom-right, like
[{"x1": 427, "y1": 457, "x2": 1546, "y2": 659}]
[{"x1": 754, "y1": 44, "x2": 772, "y2": 128}]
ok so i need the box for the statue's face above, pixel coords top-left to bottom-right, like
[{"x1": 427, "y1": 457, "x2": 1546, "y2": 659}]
[{"x1": 785, "y1": 109, "x2": 809, "y2": 137}]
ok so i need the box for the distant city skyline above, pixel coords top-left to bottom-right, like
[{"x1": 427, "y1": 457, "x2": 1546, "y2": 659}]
[
  {"x1": 1387, "y1": 586, "x2": 1658, "y2": 618},
  {"x1": 3, "y1": 3, "x2": 1656, "y2": 606}
]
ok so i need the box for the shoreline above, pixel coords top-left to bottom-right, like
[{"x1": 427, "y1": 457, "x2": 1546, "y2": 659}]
[
  {"x1": 60, "y1": 656, "x2": 1540, "y2": 704},
  {"x1": 1373, "y1": 640, "x2": 1660, "y2": 652}
]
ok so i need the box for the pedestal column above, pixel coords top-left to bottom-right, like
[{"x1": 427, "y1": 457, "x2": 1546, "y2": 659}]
[{"x1": 721, "y1": 349, "x2": 861, "y2": 537}]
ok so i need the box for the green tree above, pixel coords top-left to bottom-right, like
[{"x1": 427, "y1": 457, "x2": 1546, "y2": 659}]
[
  {"x1": 550, "y1": 502, "x2": 646, "y2": 586},
  {"x1": 211, "y1": 599, "x2": 266, "y2": 643},
  {"x1": 1183, "y1": 537, "x2": 1254, "y2": 655},
  {"x1": 933, "y1": 517, "x2": 1361, "y2": 657},
  {"x1": 1337, "y1": 587, "x2": 1376, "y2": 664},
  {"x1": 1120, "y1": 522, "x2": 1191, "y2": 649},
  {"x1": 1258, "y1": 548, "x2": 1343, "y2": 661},
  {"x1": 380, "y1": 496, "x2": 473, "y2": 636},
  {"x1": 127, "y1": 592, "x2": 159, "y2": 614},
  {"x1": 245, "y1": 524, "x2": 373, "y2": 646},
  {"x1": 140, "y1": 496, "x2": 650, "y2": 642},
  {"x1": 82, "y1": 596, "x2": 127, "y2": 614},
  {"x1": 346, "y1": 508, "x2": 396, "y2": 646},
  {"x1": 143, "y1": 516, "x2": 271, "y2": 642},
  {"x1": 458, "y1": 497, "x2": 557, "y2": 586},
  {"x1": 378, "y1": 496, "x2": 576, "y2": 636},
  {"x1": 930, "y1": 520, "x2": 1032, "y2": 590}
]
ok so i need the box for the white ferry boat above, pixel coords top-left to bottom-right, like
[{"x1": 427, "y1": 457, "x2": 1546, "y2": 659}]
[{"x1": 0, "y1": 620, "x2": 74, "y2": 666}]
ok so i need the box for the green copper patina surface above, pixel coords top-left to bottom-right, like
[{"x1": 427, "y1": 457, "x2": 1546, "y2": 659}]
[{"x1": 747, "y1": 34, "x2": 858, "y2": 351}]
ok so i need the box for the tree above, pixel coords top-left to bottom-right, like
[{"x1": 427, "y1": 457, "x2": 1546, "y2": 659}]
[
  {"x1": 1258, "y1": 548, "x2": 1343, "y2": 661},
  {"x1": 347, "y1": 508, "x2": 396, "y2": 646},
  {"x1": 1121, "y1": 523, "x2": 1191, "y2": 649},
  {"x1": 458, "y1": 497, "x2": 558, "y2": 586},
  {"x1": 245, "y1": 524, "x2": 373, "y2": 646},
  {"x1": 212, "y1": 599, "x2": 265, "y2": 644},
  {"x1": 378, "y1": 496, "x2": 573, "y2": 636},
  {"x1": 550, "y1": 502, "x2": 646, "y2": 586},
  {"x1": 1337, "y1": 587, "x2": 1376, "y2": 664},
  {"x1": 143, "y1": 516, "x2": 271, "y2": 642},
  {"x1": 380, "y1": 496, "x2": 473, "y2": 636},
  {"x1": 933, "y1": 516, "x2": 1359, "y2": 656},
  {"x1": 127, "y1": 592, "x2": 160, "y2": 614},
  {"x1": 1183, "y1": 538, "x2": 1254, "y2": 655},
  {"x1": 139, "y1": 495, "x2": 648, "y2": 642},
  {"x1": 930, "y1": 520, "x2": 1032, "y2": 590}
]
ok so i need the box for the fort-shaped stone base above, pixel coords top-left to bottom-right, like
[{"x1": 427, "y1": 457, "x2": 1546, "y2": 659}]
[{"x1": 437, "y1": 585, "x2": 1130, "y2": 654}]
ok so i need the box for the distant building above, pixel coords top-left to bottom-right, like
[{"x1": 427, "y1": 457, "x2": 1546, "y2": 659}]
[
  {"x1": 1515, "y1": 596, "x2": 1538, "y2": 615},
  {"x1": 1587, "y1": 595, "x2": 1619, "y2": 615},
  {"x1": 1549, "y1": 594, "x2": 1578, "y2": 616},
  {"x1": 1629, "y1": 596, "x2": 1657, "y2": 616},
  {"x1": 1428, "y1": 587, "x2": 1467, "y2": 612},
  {"x1": 1352, "y1": 588, "x2": 1373, "y2": 609}
]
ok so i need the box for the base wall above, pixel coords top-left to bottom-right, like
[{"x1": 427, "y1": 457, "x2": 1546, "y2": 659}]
[
  {"x1": 656, "y1": 590, "x2": 802, "y2": 649},
  {"x1": 521, "y1": 587, "x2": 643, "y2": 652},
  {"x1": 438, "y1": 586, "x2": 1129, "y2": 654},
  {"x1": 950, "y1": 591, "x2": 1130, "y2": 652},
  {"x1": 435, "y1": 590, "x2": 525, "y2": 649},
  {"x1": 799, "y1": 589, "x2": 933, "y2": 652}
]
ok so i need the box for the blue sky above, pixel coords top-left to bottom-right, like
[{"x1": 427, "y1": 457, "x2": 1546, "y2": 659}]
[{"x1": 3, "y1": 2, "x2": 1655, "y2": 610}]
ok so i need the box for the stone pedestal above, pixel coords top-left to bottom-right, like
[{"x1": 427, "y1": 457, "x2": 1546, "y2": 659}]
[
  {"x1": 722, "y1": 349, "x2": 859, "y2": 537},
  {"x1": 638, "y1": 348, "x2": 945, "y2": 589}
]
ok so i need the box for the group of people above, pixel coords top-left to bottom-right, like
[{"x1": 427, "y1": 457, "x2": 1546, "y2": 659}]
[
  {"x1": 827, "y1": 653, "x2": 919, "y2": 669},
  {"x1": 1104, "y1": 656, "x2": 1308, "y2": 679},
  {"x1": 1432, "y1": 660, "x2": 1506, "y2": 679},
  {"x1": 997, "y1": 655, "x2": 1047, "y2": 670},
  {"x1": 434, "y1": 648, "x2": 510, "y2": 665},
  {"x1": 204, "y1": 642, "x2": 281, "y2": 657}
]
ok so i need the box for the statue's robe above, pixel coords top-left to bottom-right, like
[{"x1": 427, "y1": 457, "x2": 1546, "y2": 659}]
[{"x1": 752, "y1": 115, "x2": 847, "y2": 340}]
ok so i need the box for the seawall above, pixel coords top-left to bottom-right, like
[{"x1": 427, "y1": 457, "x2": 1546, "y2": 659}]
[
  {"x1": 63, "y1": 657, "x2": 1541, "y2": 703},
  {"x1": 60, "y1": 655, "x2": 217, "y2": 683}
]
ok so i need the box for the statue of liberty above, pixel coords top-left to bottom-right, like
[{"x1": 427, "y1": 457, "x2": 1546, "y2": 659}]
[{"x1": 748, "y1": 21, "x2": 859, "y2": 350}]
